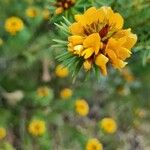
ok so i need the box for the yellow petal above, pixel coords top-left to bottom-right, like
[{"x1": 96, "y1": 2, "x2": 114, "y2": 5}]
[
  {"x1": 113, "y1": 13, "x2": 124, "y2": 29},
  {"x1": 101, "y1": 6, "x2": 114, "y2": 20},
  {"x1": 106, "y1": 38, "x2": 118, "y2": 50},
  {"x1": 106, "y1": 38, "x2": 131, "y2": 61},
  {"x1": 73, "y1": 45, "x2": 84, "y2": 55},
  {"x1": 112, "y1": 59, "x2": 127, "y2": 69},
  {"x1": 68, "y1": 35, "x2": 84, "y2": 45},
  {"x1": 95, "y1": 54, "x2": 109, "y2": 76},
  {"x1": 106, "y1": 48, "x2": 117, "y2": 61},
  {"x1": 106, "y1": 49, "x2": 127, "y2": 69},
  {"x1": 115, "y1": 47, "x2": 131, "y2": 60},
  {"x1": 75, "y1": 14, "x2": 86, "y2": 26},
  {"x1": 83, "y1": 33, "x2": 101, "y2": 54},
  {"x1": 76, "y1": 7, "x2": 105, "y2": 26},
  {"x1": 81, "y1": 48, "x2": 94, "y2": 59},
  {"x1": 83, "y1": 60, "x2": 92, "y2": 71},
  {"x1": 69, "y1": 23, "x2": 84, "y2": 35},
  {"x1": 113, "y1": 29, "x2": 137, "y2": 49},
  {"x1": 102, "y1": 6, "x2": 124, "y2": 29},
  {"x1": 125, "y1": 33, "x2": 137, "y2": 49},
  {"x1": 97, "y1": 8, "x2": 106, "y2": 22},
  {"x1": 84, "y1": 7, "x2": 98, "y2": 25}
]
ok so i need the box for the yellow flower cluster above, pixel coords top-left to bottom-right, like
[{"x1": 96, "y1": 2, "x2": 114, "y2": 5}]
[
  {"x1": 86, "y1": 138, "x2": 103, "y2": 150},
  {"x1": 75, "y1": 99, "x2": 89, "y2": 116},
  {"x1": 100, "y1": 118, "x2": 117, "y2": 134},
  {"x1": 55, "y1": 64, "x2": 69, "y2": 78},
  {"x1": 55, "y1": 0, "x2": 75, "y2": 15},
  {"x1": 60, "y1": 88, "x2": 73, "y2": 100},
  {"x1": 28, "y1": 120, "x2": 46, "y2": 136},
  {"x1": 26, "y1": 7, "x2": 38, "y2": 18},
  {"x1": 5, "y1": 17, "x2": 24, "y2": 35},
  {"x1": 68, "y1": 7, "x2": 137, "y2": 75},
  {"x1": 37, "y1": 86, "x2": 50, "y2": 98},
  {"x1": 0, "y1": 127, "x2": 6, "y2": 140}
]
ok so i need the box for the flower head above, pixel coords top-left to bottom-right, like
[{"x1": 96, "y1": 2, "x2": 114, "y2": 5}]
[
  {"x1": 37, "y1": 86, "x2": 50, "y2": 98},
  {"x1": 67, "y1": 7, "x2": 137, "y2": 76},
  {"x1": 60, "y1": 88, "x2": 73, "y2": 100},
  {"x1": 5, "y1": 17, "x2": 24, "y2": 35},
  {"x1": 75, "y1": 99, "x2": 89, "y2": 116},
  {"x1": 135, "y1": 108, "x2": 146, "y2": 118},
  {"x1": 55, "y1": 0, "x2": 75, "y2": 15},
  {"x1": 100, "y1": 117, "x2": 117, "y2": 134},
  {"x1": 0, "y1": 127, "x2": 6, "y2": 140},
  {"x1": 86, "y1": 138, "x2": 103, "y2": 150},
  {"x1": 42, "y1": 9, "x2": 50, "y2": 20},
  {"x1": 55, "y1": 64, "x2": 69, "y2": 78},
  {"x1": 28, "y1": 120, "x2": 46, "y2": 136},
  {"x1": 26, "y1": 7, "x2": 38, "y2": 18}
]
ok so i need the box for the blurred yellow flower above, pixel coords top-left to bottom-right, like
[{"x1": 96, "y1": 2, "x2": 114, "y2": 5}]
[
  {"x1": 86, "y1": 138, "x2": 103, "y2": 150},
  {"x1": 0, "y1": 38, "x2": 4, "y2": 46},
  {"x1": 60, "y1": 88, "x2": 73, "y2": 100},
  {"x1": 121, "y1": 67, "x2": 135, "y2": 83},
  {"x1": 37, "y1": 86, "x2": 49, "y2": 98},
  {"x1": 0, "y1": 127, "x2": 6, "y2": 140},
  {"x1": 42, "y1": 9, "x2": 50, "y2": 20},
  {"x1": 28, "y1": 120, "x2": 46, "y2": 136},
  {"x1": 55, "y1": 65, "x2": 69, "y2": 78},
  {"x1": 100, "y1": 118, "x2": 117, "y2": 134},
  {"x1": 55, "y1": 7, "x2": 64, "y2": 15},
  {"x1": 26, "y1": 7, "x2": 38, "y2": 18},
  {"x1": 75, "y1": 99, "x2": 89, "y2": 116},
  {"x1": 135, "y1": 108, "x2": 146, "y2": 118},
  {"x1": 68, "y1": 7, "x2": 137, "y2": 75},
  {"x1": 55, "y1": 0, "x2": 75, "y2": 15},
  {"x1": 5, "y1": 17, "x2": 24, "y2": 35}
]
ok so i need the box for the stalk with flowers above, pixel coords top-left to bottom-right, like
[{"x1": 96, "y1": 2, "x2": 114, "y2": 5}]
[{"x1": 54, "y1": 6, "x2": 137, "y2": 79}]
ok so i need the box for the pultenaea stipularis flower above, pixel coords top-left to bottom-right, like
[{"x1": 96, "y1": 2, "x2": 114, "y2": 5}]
[
  {"x1": 28, "y1": 120, "x2": 46, "y2": 136},
  {"x1": 26, "y1": 7, "x2": 38, "y2": 18},
  {"x1": 5, "y1": 17, "x2": 24, "y2": 35},
  {"x1": 68, "y1": 7, "x2": 137, "y2": 76},
  {"x1": 86, "y1": 138, "x2": 103, "y2": 150},
  {"x1": 37, "y1": 86, "x2": 50, "y2": 98},
  {"x1": 55, "y1": 0, "x2": 75, "y2": 14},
  {"x1": 100, "y1": 117, "x2": 117, "y2": 134},
  {"x1": 75, "y1": 99, "x2": 89, "y2": 116},
  {"x1": 55, "y1": 64, "x2": 69, "y2": 78},
  {"x1": 60, "y1": 88, "x2": 73, "y2": 100}
]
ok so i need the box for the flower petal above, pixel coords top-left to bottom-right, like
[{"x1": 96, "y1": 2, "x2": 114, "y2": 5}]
[
  {"x1": 95, "y1": 54, "x2": 109, "y2": 76},
  {"x1": 113, "y1": 29, "x2": 137, "y2": 49},
  {"x1": 81, "y1": 48, "x2": 94, "y2": 59},
  {"x1": 113, "y1": 13, "x2": 124, "y2": 29},
  {"x1": 69, "y1": 22, "x2": 84, "y2": 35},
  {"x1": 83, "y1": 33, "x2": 101, "y2": 54},
  {"x1": 115, "y1": 47, "x2": 131, "y2": 60},
  {"x1": 106, "y1": 49, "x2": 127, "y2": 69},
  {"x1": 68, "y1": 35, "x2": 84, "y2": 45},
  {"x1": 83, "y1": 60, "x2": 92, "y2": 71}
]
